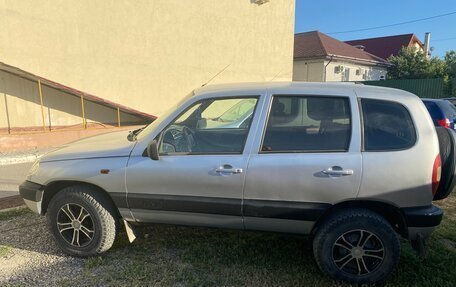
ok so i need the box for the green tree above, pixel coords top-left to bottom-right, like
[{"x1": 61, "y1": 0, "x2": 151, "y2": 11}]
[
  {"x1": 445, "y1": 50, "x2": 456, "y2": 77},
  {"x1": 428, "y1": 57, "x2": 447, "y2": 78},
  {"x1": 445, "y1": 51, "x2": 456, "y2": 96},
  {"x1": 387, "y1": 47, "x2": 429, "y2": 79},
  {"x1": 387, "y1": 47, "x2": 449, "y2": 79}
]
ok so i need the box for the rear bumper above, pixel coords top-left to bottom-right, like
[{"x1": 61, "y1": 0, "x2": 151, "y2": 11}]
[
  {"x1": 401, "y1": 205, "x2": 443, "y2": 239},
  {"x1": 19, "y1": 181, "x2": 45, "y2": 214}
]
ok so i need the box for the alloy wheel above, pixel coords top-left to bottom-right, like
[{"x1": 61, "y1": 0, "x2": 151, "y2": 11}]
[
  {"x1": 332, "y1": 229, "x2": 385, "y2": 276},
  {"x1": 56, "y1": 203, "x2": 95, "y2": 247}
]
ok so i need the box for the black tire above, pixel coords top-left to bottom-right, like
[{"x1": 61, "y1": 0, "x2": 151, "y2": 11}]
[
  {"x1": 313, "y1": 208, "x2": 400, "y2": 284},
  {"x1": 46, "y1": 185, "x2": 119, "y2": 257}
]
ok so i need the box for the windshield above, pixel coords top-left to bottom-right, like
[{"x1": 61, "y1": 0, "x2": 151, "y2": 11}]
[{"x1": 135, "y1": 91, "x2": 195, "y2": 141}]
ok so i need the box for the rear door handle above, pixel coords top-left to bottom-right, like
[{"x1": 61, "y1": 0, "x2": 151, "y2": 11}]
[
  {"x1": 322, "y1": 166, "x2": 354, "y2": 176},
  {"x1": 215, "y1": 164, "x2": 243, "y2": 175}
]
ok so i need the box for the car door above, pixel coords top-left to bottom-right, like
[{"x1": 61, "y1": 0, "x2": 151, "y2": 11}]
[
  {"x1": 243, "y1": 92, "x2": 362, "y2": 234},
  {"x1": 125, "y1": 94, "x2": 263, "y2": 229}
]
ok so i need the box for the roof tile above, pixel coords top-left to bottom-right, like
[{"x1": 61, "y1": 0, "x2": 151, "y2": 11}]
[
  {"x1": 294, "y1": 31, "x2": 389, "y2": 64},
  {"x1": 345, "y1": 34, "x2": 423, "y2": 60}
]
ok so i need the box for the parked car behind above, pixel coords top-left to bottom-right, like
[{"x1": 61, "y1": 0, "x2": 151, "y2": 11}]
[
  {"x1": 442, "y1": 97, "x2": 456, "y2": 106},
  {"x1": 20, "y1": 82, "x2": 455, "y2": 284},
  {"x1": 422, "y1": 98, "x2": 456, "y2": 129}
]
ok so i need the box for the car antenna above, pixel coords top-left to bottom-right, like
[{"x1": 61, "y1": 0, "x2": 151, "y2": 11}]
[
  {"x1": 201, "y1": 64, "x2": 231, "y2": 87},
  {"x1": 269, "y1": 69, "x2": 283, "y2": 82}
]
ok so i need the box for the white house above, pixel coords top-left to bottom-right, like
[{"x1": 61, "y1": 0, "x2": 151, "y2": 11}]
[{"x1": 293, "y1": 31, "x2": 391, "y2": 82}]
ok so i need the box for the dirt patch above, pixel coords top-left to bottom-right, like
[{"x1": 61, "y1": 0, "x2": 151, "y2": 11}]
[{"x1": 0, "y1": 196, "x2": 24, "y2": 210}]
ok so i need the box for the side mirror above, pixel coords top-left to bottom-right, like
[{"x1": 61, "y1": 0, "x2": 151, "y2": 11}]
[{"x1": 147, "y1": 140, "x2": 160, "y2": 160}]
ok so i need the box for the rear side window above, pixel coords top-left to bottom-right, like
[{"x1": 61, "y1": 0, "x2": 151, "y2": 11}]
[
  {"x1": 423, "y1": 101, "x2": 443, "y2": 119},
  {"x1": 361, "y1": 99, "x2": 416, "y2": 151},
  {"x1": 437, "y1": 101, "x2": 456, "y2": 118},
  {"x1": 261, "y1": 96, "x2": 351, "y2": 152}
]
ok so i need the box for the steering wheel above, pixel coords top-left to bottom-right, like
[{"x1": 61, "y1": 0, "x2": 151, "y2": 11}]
[
  {"x1": 182, "y1": 126, "x2": 196, "y2": 152},
  {"x1": 162, "y1": 125, "x2": 195, "y2": 153}
]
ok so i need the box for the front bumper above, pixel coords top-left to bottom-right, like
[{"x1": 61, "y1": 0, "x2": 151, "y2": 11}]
[
  {"x1": 401, "y1": 204, "x2": 443, "y2": 240},
  {"x1": 19, "y1": 181, "x2": 45, "y2": 214}
]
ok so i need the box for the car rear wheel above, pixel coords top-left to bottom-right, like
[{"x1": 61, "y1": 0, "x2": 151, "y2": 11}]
[
  {"x1": 313, "y1": 208, "x2": 400, "y2": 284},
  {"x1": 46, "y1": 185, "x2": 119, "y2": 257}
]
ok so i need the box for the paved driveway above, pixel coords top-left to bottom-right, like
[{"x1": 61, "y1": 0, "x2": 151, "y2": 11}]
[
  {"x1": 0, "y1": 162, "x2": 33, "y2": 209},
  {"x1": 0, "y1": 162, "x2": 33, "y2": 196}
]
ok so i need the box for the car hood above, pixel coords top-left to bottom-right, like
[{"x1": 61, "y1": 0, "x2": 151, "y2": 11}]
[{"x1": 40, "y1": 130, "x2": 136, "y2": 162}]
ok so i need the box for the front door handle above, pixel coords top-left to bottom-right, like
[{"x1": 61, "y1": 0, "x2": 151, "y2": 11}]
[
  {"x1": 322, "y1": 166, "x2": 354, "y2": 176},
  {"x1": 215, "y1": 164, "x2": 243, "y2": 175}
]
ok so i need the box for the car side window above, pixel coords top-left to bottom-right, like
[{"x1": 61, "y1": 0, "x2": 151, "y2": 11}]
[
  {"x1": 361, "y1": 99, "x2": 416, "y2": 151},
  {"x1": 159, "y1": 97, "x2": 258, "y2": 155},
  {"x1": 261, "y1": 96, "x2": 351, "y2": 152}
]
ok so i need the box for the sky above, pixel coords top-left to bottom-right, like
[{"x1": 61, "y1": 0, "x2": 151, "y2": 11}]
[{"x1": 294, "y1": 0, "x2": 456, "y2": 58}]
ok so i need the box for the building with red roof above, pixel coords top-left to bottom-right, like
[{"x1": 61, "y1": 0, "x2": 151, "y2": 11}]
[
  {"x1": 293, "y1": 31, "x2": 391, "y2": 82},
  {"x1": 345, "y1": 34, "x2": 425, "y2": 60}
]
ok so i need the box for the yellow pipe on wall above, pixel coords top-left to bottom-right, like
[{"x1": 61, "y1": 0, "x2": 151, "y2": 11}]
[
  {"x1": 80, "y1": 94, "x2": 86, "y2": 128},
  {"x1": 37, "y1": 79, "x2": 46, "y2": 132}
]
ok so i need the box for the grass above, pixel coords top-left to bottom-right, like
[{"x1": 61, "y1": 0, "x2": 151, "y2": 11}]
[
  {"x1": 85, "y1": 256, "x2": 104, "y2": 269},
  {"x1": 0, "y1": 207, "x2": 31, "y2": 221},
  {"x1": 3, "y1": 199, "x2": 455, "y2": 286},
  {"x1": 0, "y1": 245, "x2": 11, "y2": 257}
]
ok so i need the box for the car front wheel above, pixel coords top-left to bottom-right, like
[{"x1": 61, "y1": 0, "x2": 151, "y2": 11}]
[{"x1": 46, "y1": 185, "x2": 119, "y2": 257}]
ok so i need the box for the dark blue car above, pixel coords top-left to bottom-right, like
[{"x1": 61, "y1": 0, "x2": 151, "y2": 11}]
[{"x1": 422, "y1": 99, "x2": 456, "y2": 129}]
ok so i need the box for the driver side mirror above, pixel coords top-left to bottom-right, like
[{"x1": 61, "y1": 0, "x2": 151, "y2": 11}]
[{"x1": 147, "y1": 139, "x2": 160, "y2": 160}]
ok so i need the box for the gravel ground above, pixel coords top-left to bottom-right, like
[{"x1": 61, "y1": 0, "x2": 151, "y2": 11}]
[{"x1": 0, "y1": 209, "x2": 85, "y2": 286}]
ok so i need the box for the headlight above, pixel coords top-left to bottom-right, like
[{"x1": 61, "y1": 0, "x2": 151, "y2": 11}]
[{"x1": 26, "y1": 159, "x2": 40, "y2": 180}]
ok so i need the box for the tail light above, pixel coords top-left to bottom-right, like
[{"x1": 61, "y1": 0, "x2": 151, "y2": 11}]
[
  {"x1": 432, "y1": 154, "x2": 442, "y2": 196},
  {"x1": 437, "y1": 118, "x2": 451, "y2": 128}
]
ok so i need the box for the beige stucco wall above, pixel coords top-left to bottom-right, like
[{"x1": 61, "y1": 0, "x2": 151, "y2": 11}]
[
  {"x1": 0, "y1": 70, "x2": 144, "y2": 130},
  {"x1": 292, "y1": 60, "x2": 325, "y2": 82},
  {"x1": 293, "y1": 58, "x2": 387, "y2": 82},
  {"x1": 0, "y1": 0, "x2": 295, "y2": 118}
]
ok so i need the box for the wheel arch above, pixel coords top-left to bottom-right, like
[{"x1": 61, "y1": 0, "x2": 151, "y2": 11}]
[
  {"x1": 41, "y1": 180, "x2": 121, "y2": 218},
  {"x1": 312, "y1": 200, "x2": 408, "y2": 238}
]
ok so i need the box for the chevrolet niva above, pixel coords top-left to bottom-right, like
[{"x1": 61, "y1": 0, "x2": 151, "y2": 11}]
[{"x1": 20, "y1": 82, "x2": 455, "y2": 284}]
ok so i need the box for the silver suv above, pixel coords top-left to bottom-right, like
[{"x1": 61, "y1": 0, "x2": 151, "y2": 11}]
[{"x1": 20, "y1": 82, "x2": 453, "y2": 284}]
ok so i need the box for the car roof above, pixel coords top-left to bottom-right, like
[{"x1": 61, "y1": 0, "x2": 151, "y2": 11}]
[
  {"x1": 422, "y1": 98, "x2": 446, "y2": 102},
  {"x1": 193, "y1": 81, "x2": 417, "y2": 100}
]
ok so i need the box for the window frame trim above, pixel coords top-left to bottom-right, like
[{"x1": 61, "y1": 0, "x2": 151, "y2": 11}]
[
  {"x1": 360, "y1": 98, "x2": 418, "y2": 152},
  {"x1": 258, "y1": 94, "x2": 353, "y2": 154},
  {"x1": 157, "y1": 95, "x2": 260, "y2": 156}
]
